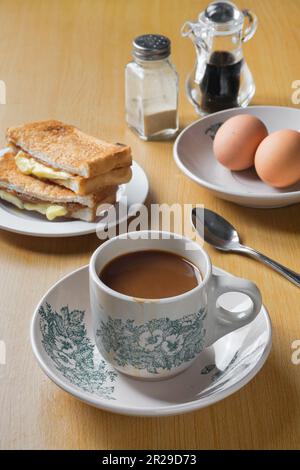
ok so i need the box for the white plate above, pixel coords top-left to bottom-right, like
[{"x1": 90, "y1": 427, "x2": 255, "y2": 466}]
[
  {"x1": 174, "y1": 106, "x2": 300, "y2": 208},
  {"x1": 0, "y1": 160, "x2": 148, "y2": 237},
  {"x1": 30, "y1": 265, "x2": 272, "y2": 417}
]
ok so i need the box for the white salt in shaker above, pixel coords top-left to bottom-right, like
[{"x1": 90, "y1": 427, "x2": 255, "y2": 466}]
[{"x1": 125, "y1": 34, "x2": 179, "y2": 141}]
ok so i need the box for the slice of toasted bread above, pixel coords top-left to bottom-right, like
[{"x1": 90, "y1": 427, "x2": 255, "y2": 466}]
[
  {"x1": 53, "y1": 166, "x2": 132, "y2": 194},
  {"x1": 0, "y1": 186, "x2": 117, "y2": 222},
  {"x1": 13, "y1": 149, "x2": 132, "y2": 195},
  {"x1": 68, "y1": 192, "x2": 117, "y2": 222},
  {"x1": 6, "y1": 120, "x2": 132, "y2": 177},
  {"x1": 0, "y1": 152, "x2": 117, "y2": 208}
]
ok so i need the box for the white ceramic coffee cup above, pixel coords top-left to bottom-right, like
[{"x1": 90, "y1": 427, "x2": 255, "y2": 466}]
[{"x1": 89, "y1": 231, "x2": 262, "y2": 380}]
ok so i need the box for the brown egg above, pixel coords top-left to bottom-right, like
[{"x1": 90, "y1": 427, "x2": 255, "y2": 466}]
[
  {"x1": 213, "y1": 114, "x2": 268, "y2": 170},
  {"x1": 255, "y1": 130, "x2": 300, "y2": 188}
]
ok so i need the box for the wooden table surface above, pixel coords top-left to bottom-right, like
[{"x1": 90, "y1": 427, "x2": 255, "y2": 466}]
[{"x1": 0, "y1": 0, "x2": 299, "y2": 450}]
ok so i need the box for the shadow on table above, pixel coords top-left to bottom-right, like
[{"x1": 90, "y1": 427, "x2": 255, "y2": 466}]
[
  {"x1": 221, "y1": 201, "x2": 300, "y2": 236},
  {"x1": 0, "y1": 230, "x2": 102, "y2": 255},
  {"x1": 46, "y1": 352, "x2": 297, "y2": 449}
]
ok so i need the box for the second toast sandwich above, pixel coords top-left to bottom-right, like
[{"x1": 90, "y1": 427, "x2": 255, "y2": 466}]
[{"x1": 0, "y1": 152, "x2": 117, "y2": 222}]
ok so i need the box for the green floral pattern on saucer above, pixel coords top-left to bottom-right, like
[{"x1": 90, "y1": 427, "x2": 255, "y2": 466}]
[
  {"x1": 97, "y1": 308, "x2": 207, "y2": 374},
  {"x1": 39, "y1": 303, "x2": 117, "y2": 399}
]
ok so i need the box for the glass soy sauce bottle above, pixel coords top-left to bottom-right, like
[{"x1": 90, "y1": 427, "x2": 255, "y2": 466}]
[{"x1": 181, "y1": 1, "x2": 257, "y2": 115}]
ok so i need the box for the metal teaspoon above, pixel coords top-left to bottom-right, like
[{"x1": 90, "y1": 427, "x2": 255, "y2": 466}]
[{"x1": 191, "y1": 207, "x2": 300, "y2": 288}]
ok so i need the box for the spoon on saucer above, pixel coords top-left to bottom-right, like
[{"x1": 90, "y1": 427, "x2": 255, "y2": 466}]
[{"x1": 191, "y1": 207, "x2": 300, "y2": 287}]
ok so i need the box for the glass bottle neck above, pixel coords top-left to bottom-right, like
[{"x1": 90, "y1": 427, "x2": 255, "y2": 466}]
[{"x1": 205, "y1": 32, "x2": 243, "y2": 63}]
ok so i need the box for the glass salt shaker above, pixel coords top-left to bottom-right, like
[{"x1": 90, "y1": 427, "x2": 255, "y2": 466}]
[{"x1": 125, "y1": 34, "x2": 179, "y2": 141}]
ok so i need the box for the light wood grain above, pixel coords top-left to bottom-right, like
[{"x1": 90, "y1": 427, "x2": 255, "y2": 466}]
[{"x1": 0, "y1": 0, "x2": 299, "y2": 450}]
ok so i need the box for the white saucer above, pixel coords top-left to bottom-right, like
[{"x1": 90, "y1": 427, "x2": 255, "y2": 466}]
[
  {"x1": 0, "y1": 160, "x2": 148, "y2": 237},
  {"x1": 30, "y1": 265, "x2": 272, "y2": 417},
  {"x1": 174, "y1": 106, "x2": 300, "y2": 208}
]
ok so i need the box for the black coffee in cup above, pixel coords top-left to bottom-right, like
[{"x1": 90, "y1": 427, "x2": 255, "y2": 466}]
[{"x1": 100, "y1": 249, "x2": 202, "y2": 299}]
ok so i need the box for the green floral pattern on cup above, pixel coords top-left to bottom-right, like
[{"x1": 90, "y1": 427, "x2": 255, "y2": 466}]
[
  {"x1": 39, "y1": 303, "x2": 117, "y2": 399},
  {"x1": 96, "y1": 308, "x2": 207, "y2": 374}
]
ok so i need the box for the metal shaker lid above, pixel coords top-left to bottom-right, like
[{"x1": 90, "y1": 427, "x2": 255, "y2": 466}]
[{"x1": 133, "y1": 34, "x2": 171, "y2": 60}]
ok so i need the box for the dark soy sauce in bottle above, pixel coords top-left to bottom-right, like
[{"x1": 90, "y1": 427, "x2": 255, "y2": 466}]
[{"x1": 200, "y1": 51, "x2": 243, "y2": 113}]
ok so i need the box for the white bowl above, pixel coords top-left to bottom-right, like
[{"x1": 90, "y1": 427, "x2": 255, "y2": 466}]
[{"x1": 174, "y1": 106, "x2": 300, "y2": 208}]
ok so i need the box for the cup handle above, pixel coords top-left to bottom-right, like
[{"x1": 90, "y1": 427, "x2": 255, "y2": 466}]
[
  {"x1": 204, "y1": 273, "x2": 262, "y2": 347},
  {"x1": 242, "y1": 9, "x2": 258, "y2": 43}
]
